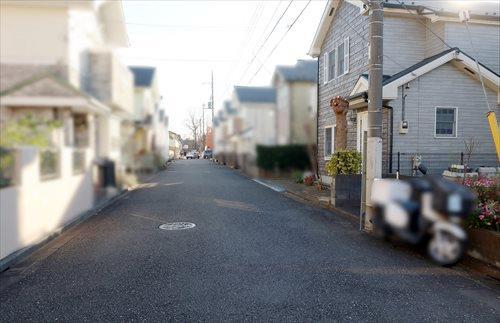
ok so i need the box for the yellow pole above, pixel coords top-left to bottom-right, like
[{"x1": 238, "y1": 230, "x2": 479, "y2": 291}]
[{"x1": 487, "y1": 111, "x2": 500, "y2": 162}]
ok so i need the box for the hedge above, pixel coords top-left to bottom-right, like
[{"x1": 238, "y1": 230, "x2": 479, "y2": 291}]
[{"x1": 256, "y1": 144, "x2": 311, "y2": 171}]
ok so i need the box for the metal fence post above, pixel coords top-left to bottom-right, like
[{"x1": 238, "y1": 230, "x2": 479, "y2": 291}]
[
  {"x1": 460, "y1": 152, "x2": 464, "y2": 165},
  {"x1": 396, "y1": 152, "x2": 400, "y2": 179}
]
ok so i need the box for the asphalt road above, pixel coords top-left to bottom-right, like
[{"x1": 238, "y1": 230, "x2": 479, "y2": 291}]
[{"x1": 1, "y1": 159, "x2": 499, "y2": 321}]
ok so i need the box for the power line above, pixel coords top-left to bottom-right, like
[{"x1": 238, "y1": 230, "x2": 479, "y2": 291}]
[
  {"x1": 338, "y1": 15, "x2": 417, "y2": 75},
  {"x1": 236, "y1": 0, "x2": 294, "y2": 84},
  {"x1": 248, "y1": 0, "x2": 311, "y2": 83},
  {"x1": 394, "y1": 0, "x2": 453, "y2": 49},
  {"x1": 218, "y1": 0, "x2": 291, "y2": 104},
  {"x1": 125, "y1": 22, "x2": 248, "y2": 30},
  {"x1": 217, "y1": 1, "x2": 267, "y2": 105},
  {"x1": 120, "y1": 57, "x2": 237, "y2": 62}
]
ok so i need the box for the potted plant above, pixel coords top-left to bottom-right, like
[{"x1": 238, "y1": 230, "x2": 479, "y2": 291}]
[
  {"x1": 304, "y1": 174, "x2": 314, "y2": 186},
  {"x1": 325, "y1": 149, "x2": 362, "y2": 207}
]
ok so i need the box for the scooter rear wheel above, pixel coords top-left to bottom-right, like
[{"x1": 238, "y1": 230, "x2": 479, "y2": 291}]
[{"x1": 427, "y1": 231, "x2": 466, "y2": 266}]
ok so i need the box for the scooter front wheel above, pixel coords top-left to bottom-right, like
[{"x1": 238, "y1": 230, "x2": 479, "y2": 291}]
[{"x1": 427, "y1": 231, "x2": 466, "y2": 266}]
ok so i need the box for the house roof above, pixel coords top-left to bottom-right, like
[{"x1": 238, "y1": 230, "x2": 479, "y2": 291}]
[
  {"x1": 129, "y1": 66, "x2": 156, "y2": 87},
  {"x1": 348, "y1": 47, "x2": 500, "y2": 104},
  {"x1": 308, "y1": 0, "x2": 499, "y2": 57},
  {"x1": 0, "y1": 70, "x2": 110, "y2": 114},
  {"x1": 234, "y1": 86, "x2": 276, "y2": 104},
  {"x1": 275, "y1": 60, "x2": 318, "y2": 83}
]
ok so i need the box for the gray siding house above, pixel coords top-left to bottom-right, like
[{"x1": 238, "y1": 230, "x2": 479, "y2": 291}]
[{"x1": 309, "y1": 0, "x2": 499, "y2": 183}]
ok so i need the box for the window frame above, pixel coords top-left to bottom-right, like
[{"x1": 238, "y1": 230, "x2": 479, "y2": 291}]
[
  {"x1": 324, "y1": 125, "x2": 336, "y2": 160},
  {"x1": 323, "y1": 37, "x2": 350, "y2": 84},
  {"x1": 336, "y1": 37, "x2": 350, "y2": 77},
  {"x1": 324, "y1": 49, "x2": 336, "y2": 83},
  {"x1": 434, "y1": 106, "x2": 458, "y2": 138}
]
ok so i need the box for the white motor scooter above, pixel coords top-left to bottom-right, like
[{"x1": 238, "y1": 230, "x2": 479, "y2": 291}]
[{"x1": 371, "y1": 177, "x2": 474, "y2": 266}]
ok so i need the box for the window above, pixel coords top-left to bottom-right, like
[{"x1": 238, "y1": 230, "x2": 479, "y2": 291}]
[
  {"x1": 338, "y1": 43, "x2": 345, "y2": 75},
  {"x1": 324, "y1": 126, "x2": 336, "y2": 158},
  {"x1": 435, "y1": 107, "x2": 457, "y2": 137},
  {"x1": 324, "y1": 50, "x2": 336, "y2": 83},
  {"x1": 337, "y1": 38, "x2": 350, "y2": 76},
  {"x1": 323, "y1": 38, "x2": 349, "y2": 83},
  {"x1": 40, "y1": 148, "x2": 60, "y2": 180}
]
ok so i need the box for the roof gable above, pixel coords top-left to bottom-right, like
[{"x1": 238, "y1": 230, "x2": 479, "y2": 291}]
[
  {"x1": 234, "y1": 86, "x2": 276, "y2": 104},
  {"x1": 275, "y1": 60, "x2": 318, "y2": 83},
  {"x1": 1, "y1": 74, "x2": 81, "y2": 98},
  {"x1": 349, "y1": 48, "x2": 500, "y2": 102}
]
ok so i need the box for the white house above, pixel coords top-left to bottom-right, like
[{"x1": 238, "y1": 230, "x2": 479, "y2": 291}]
[
  {"x1": 272, "y1": 60, "x2": 318, "y2": 145},
  {"x1": 231, "y1": 86, "x2": 276, "y2": 176},
  {"x1": 0, "y1": 0, "x2": 131, "y2": 268},
  {"x1": 128, "y1": 66, "x2": 169, "y2": 171}
]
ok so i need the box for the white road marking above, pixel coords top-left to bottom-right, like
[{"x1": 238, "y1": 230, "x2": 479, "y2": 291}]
[{"x1": 252, "y1": 179, "x2": 285, "y2": 192}]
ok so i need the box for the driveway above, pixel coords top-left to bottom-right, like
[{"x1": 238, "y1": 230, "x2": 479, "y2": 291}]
[{"x1": 1, "y1": 159, "x2": 499, "y2": 321}]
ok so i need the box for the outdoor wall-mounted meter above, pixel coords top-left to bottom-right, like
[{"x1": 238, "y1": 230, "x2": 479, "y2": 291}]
[{"x1": 399, "y1": 120, "x2": 409, "y2": 134}]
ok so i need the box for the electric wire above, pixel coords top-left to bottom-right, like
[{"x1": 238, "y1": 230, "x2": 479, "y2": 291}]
[{"x1": 248, "y1": 0, "x2": 312, "y2": 83}]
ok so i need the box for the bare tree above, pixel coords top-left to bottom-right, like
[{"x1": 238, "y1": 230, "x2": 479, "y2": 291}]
[
  {"x1": 185, "y1": 111, "x2": 202, "y2": 150},
  {"x1": 463, "y1": 137, "x2": 478, "y2": 182}
]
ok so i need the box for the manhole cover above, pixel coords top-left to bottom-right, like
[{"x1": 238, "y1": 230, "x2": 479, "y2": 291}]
[{"x1": 159, "y1": 222, "x2": 196, "y2": 230}]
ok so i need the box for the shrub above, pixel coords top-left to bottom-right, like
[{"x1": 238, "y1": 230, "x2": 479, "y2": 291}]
[
  {"x1": 292, "y1": 170, "x2": 303, "y2": 183},
  {"x1": 325, "y1": 149, "x2": 362, "y2": 176},
  {"x1": 463, "y1": 176, "x2": 499, "y2": 231},
  {"x1": 256, "y1": 145, "x2": 310, "y2": 171}
]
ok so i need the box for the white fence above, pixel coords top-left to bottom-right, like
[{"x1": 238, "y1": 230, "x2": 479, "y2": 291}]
[{"x1": 0, "y1": 146, "x2": 94, "y2": 261}]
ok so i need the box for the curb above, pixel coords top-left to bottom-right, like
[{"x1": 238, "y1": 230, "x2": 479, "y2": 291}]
[{"x1": 282, "y1": 189, "x2": 359, "y2": 222}]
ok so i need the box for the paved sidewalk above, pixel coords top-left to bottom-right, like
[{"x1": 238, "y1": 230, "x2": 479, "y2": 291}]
[{"x1": 261, "y1": 178, "x2": 360, "y2": 220}]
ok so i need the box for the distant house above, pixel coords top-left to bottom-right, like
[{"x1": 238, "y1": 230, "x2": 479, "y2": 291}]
[
  {"x1": 213, "y1": 102, "x2": 233, "y2": 165},
  {"x1": 128, "y1": 66, "x2": 169, "y2": 170},
  {"x1": 168, "y1": 131, "x2": 182, "y2": 159},
  {"x1": 309, "y1": 0, "x2": 500, "y2": 183},
  {"x1": 214, "y1": 87, "x2": 276, "y2": 174},
  {"x1": 231, "y1": 86, "x2": 276, "y2": 175},
  {"x1": 272, "y1": 59, "x2": 318, "y2": 145}
]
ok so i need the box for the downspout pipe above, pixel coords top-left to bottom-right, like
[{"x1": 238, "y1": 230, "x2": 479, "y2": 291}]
[
  {"x1": 383, "y1": 105, "x2": 394, "y2": 174},
  {"x1": 316, "y1": 58, "x2": 320, "y2": 180}
]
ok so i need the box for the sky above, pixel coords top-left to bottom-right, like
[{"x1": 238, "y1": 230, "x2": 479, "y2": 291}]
[{"x1": 118, "y1": 0, "x2": 327, "y2": 138}]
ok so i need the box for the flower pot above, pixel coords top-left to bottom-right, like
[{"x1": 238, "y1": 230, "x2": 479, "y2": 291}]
[
  {"x1": 331, "y1": 174, "x2": 361, "y2": 207},
  {"x1": 304, "y1": 176, "x2": 314, "y2": 186}
]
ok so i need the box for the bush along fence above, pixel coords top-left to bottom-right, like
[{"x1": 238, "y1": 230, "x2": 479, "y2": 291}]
[{"x1": 256, "y1": 145, "x2": 311, "y2": 173}]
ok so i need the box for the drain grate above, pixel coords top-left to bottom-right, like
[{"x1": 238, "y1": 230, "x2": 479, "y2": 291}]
[{"x1": 159, "y1": 222, "x2": 196, "y2": 230}]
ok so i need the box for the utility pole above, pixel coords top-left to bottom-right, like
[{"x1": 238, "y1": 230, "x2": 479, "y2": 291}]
[
  {"x1": 202, "y1": 104, "x2": 205, "y2": 150},
  {"x1": 211, "y1": 71, "x2": 215, "y2": 124},
  {"x1": 364, "y1": 0, "x2": 383, "y2": 231}
]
